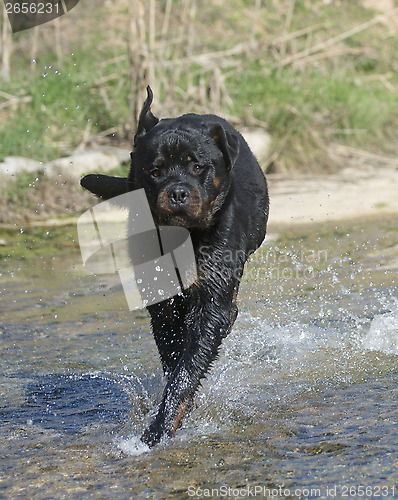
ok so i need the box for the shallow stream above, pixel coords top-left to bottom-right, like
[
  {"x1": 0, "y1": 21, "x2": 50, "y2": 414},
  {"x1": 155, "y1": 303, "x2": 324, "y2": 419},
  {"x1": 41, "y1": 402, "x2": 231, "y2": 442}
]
[{"x1": 0, "y1": 214, "x2": 397, "y2": 499}]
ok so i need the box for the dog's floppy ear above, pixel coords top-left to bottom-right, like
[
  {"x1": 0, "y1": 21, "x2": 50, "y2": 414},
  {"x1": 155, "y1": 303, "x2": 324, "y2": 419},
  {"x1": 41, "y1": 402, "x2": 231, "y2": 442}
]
[
  {"x1": 80, "y1": 174, "x2": 129, "y2": 200},
  {"x1": 209, "y1": 123, "x2": 240, "y2": 171},
  {"x1": 135, "y1": 86, "x2": 159, "y2": 139}
]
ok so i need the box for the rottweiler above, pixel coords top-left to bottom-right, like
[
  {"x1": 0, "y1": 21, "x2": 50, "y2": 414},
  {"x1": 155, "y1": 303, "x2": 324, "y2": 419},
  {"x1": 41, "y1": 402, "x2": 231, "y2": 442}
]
[{"x1": 80, "y1": 86, "x2": 269, "y2": 447}]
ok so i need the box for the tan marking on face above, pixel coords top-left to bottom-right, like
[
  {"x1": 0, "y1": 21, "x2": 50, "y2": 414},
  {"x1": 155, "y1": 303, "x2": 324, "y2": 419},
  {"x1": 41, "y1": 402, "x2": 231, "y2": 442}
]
[
  {"x1": 213, "y1": 177, "x2": 221, "y2": 189},
  {"x1": 213, "y1": 131, "x2": 221, "y2": 142},
  {"x1": 157, "y1": 190, "x2": 173, "y2": 213}
]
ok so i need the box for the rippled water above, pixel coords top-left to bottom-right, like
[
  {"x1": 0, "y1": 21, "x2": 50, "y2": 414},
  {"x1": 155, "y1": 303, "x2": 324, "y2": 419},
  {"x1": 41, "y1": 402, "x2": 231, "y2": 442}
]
[{"x1": 0, "y1": 215, "x2": 397, "y2": 499}]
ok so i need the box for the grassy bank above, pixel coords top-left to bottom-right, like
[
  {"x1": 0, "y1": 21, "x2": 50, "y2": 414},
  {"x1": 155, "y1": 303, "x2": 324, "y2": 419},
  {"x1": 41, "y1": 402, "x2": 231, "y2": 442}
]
[{"x1": 1, "y1": 0, "x2": 397, "y2": 173}]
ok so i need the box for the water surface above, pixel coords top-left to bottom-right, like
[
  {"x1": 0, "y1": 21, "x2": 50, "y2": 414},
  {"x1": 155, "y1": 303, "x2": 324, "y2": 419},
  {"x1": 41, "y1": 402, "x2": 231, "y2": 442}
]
[{"x1": 0, "y1": 215, "x2": 397, "y2": 499}]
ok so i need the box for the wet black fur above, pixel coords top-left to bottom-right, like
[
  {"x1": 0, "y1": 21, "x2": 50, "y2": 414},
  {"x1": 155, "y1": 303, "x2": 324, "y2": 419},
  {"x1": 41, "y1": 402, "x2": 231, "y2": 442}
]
[{"x1": 80, "y1": 87, "x2": 269, "y2": 447}]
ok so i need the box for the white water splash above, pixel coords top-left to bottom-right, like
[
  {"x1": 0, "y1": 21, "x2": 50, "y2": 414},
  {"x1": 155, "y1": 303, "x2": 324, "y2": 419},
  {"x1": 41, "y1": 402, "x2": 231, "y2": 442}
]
[
  {"x1": 116, "y1": 301, "x2": 398, "y2": 453},
  {"x1": 117, "y1": 435, "x2": 150, "y2": 456},
  {"x1": 362, "y1": 303, "x2": 398, "y2": 355},
  {"x1": 197, "y1": 315, "x2": 351, "y2": 421}
]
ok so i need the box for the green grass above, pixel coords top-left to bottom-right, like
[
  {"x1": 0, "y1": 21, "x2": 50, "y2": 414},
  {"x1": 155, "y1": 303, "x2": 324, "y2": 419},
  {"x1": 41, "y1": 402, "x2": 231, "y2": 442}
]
[
  {"x1": 229, "y1": 61, "x2": 398, "y2": 170},
  {"x1": 0, "y1": 44, "x2": 133, "y2": 161},
  {"x1": 0, "y1": 224, "x2": 79, "y2": 262},
  {"x1": 235, "y1": 65, "x2": 397, "y2": 136},
  {"x1": 2, "y1": 171, "x2": 39, "y2": 204}
]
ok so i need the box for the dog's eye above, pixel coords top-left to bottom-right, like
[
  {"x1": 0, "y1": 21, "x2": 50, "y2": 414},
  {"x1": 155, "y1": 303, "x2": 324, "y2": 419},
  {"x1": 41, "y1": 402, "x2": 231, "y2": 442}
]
[
  {"x1": 192, "y1": 164, "x2": 203, "y2": 174},
  {"x1": 151, "y1": 168, "x2": 161, "y2": 178}
]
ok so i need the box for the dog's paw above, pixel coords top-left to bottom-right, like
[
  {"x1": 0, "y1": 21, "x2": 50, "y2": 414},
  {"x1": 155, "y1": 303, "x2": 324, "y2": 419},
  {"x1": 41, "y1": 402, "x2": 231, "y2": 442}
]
[
  {"x1": 141, "y1": 418, "x2": 169, "y2": 448},
  {"x1": 141, "y1": 397, "x2": 197, "y2": 447}
]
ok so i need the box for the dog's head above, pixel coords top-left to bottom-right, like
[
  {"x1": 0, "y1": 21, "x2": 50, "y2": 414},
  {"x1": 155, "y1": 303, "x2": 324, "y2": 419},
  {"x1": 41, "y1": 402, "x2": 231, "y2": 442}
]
[{"x1": 81, "y1": 86, "x2": 239, "y2": 229}]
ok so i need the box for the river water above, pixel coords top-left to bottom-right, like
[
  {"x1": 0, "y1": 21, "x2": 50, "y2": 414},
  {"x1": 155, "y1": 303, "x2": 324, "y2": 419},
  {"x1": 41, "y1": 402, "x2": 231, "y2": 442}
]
[{"x1": 0, "y1": 214, "x2": 397, "y2": 499}]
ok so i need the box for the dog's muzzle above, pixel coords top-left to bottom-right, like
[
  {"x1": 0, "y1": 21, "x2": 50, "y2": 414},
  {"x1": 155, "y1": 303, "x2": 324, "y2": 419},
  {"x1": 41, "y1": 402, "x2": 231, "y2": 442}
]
[{"x1": 157, "y1": 184, "x2": 203, "y2": 225}]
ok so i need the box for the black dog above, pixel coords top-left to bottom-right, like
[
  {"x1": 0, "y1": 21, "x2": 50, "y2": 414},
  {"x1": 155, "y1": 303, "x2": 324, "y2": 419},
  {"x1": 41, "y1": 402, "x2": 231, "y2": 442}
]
[{"x1": 81, "y1": 87, "x2": 269, "y2": 447}]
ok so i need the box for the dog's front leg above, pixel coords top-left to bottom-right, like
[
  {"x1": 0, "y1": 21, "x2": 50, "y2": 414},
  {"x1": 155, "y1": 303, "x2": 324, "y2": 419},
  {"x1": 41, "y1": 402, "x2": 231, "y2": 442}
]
[{"x1": 141, "y1": 286, "x2": 238, "y2": 447}]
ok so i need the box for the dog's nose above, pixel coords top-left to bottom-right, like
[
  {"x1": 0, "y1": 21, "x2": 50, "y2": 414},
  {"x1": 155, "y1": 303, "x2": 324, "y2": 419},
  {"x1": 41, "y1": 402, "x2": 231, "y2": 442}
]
[{"x1": 170, "y1": 186, "x2": 189, "y2": 206}]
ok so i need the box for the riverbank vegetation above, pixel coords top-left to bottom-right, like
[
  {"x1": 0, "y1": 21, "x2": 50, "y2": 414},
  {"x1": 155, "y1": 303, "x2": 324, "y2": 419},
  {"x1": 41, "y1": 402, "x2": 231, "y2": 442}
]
[{"x1": 1, "y1": 0, "x2": 397, "y2": 172}]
